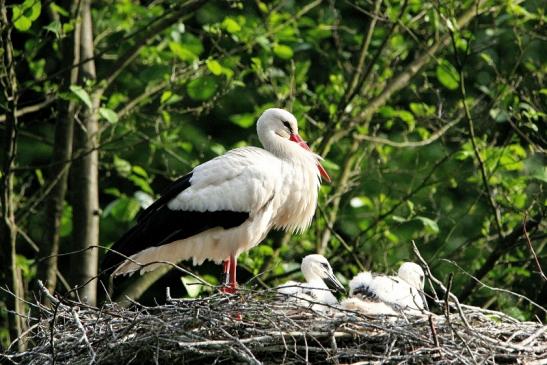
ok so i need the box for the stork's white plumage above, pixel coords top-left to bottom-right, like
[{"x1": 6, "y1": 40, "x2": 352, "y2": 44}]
[
  {"x1": 102, "y1": 108, "x2": 330, "y2": 293},
  {"x1": 277, "y1": 254, "x2": 344, "y2": 310},
  {"x1": 341, "y1": 262, "x2": 427, "y2": 315}
]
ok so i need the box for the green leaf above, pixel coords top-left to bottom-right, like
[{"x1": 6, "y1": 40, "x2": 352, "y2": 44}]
[
  {"x1": 397, "y1": 110, "x2": 415, "y2": 130},
  {"x1": 69, "y1": 85, "x2": 92, "y2": 109},
  {"x1": 129, "y1": 175, "x2": 153, "y2": 194},
  {"x1": 210, "y1": 143, "x2": 226, "y2": 155},
  {"x1": 529, "y1": 166, "x2": 547, "y2": 183},
  {"x1": 132, "y1": 165, "x2": 149, "y2": 178},
  {"x1": 134, "y1": 191, "x2": 154, "y2": 209},
  {"x1": 99, "y1": 107, "x2": 119, "y2": 124},
  {"x1": 415, "y1": 216, "x2": 440, "y2": 235},
  {"x1": 436, "y1": 59, "x2": 460, "y2": 90},
  {"x1": 229, "y1": 113, "x2": 255, "y2": 128},
  {"x1": 34, "y1": 169, "x2": 44, "y2": 186},
  {"x1": 104, "y1": 187, "x2": 121, "y2": 197},
  {"x1": 113, "y1": 155, "x2": 132, "y2": 177},
  {"x1": 222, "y1": 17, "x2": 241, "y2": 33},
  {"x1": 206, "y1": 59, "x2": 223, "y2": 75},
  {"x1": 104, "y1": 196, "x2": 141, "y2": 222},
  {"x1": 181, "y1": 275, "x2": 203, "y2": 298},
  {"x1": 12, "y1": 0, "x2": 41, "y2": 31},
  {"x1": 160, "y1": 91, "x2": 173, "y2": 104},
  {"x1": 186, "y1": 76, "x2": 218, "y2": 101},
  {"x1": 44, "y1": 20, "x2": 62, "y2": 38},
  {"x1": 257, "y1": 1, "x2": 268, "y2": 13},
  {"x1": 384, "y1": 230, "x2": 399, "y2": 243},
  {"x1": 50, "y1": 3, "x2": 69, "y2": 17},
  {"x1": 489, "y1": 108, "x2": 509, "y2": 123},
  {"x1": 13, "y1": 13, "x2": 32, "y2": 31},
  {"x1": 273, "y1": 44, "x2": 294, "y2": 60},
  {"x1": 350, "y1": 196, "x2": 373, "y2": 209},
  {"x1": 169, "y1": 41, "x2": 198, "y2": 62},
  {"x1": 60, "y1": 203, "x2": 73, "y2": 237},
  {"x1": 409, "y1": 102, "x2": 435, "y2": 117},
  {"x1": 168, "y1": 33, "x2": 204, "y2": 62}
]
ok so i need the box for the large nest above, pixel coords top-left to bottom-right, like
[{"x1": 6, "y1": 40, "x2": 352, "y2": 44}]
[{"x1": 3, "y1": 282, "x2": 546, "y2": 365}]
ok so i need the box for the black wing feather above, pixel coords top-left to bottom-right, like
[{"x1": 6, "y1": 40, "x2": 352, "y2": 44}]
[
  {"x1": 102, "y1": 172, "x2": 249, "y2": 274},
  {"x1": 352, "y1": 284, "x2": 381, "y2": 302},
  {"x1": 135, "y1": 172, "x2": 193, "y2": 222}
]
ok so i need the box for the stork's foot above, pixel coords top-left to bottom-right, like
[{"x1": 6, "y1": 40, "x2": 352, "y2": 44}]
[{"x1": 220, "y1": 285, "x2": 238, "y2": 294}]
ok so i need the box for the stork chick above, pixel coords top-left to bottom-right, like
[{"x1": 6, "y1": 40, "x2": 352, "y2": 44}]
[
  {"x1": 277, "y1": 254, "x2": 344, "y2": 311},
  {"x1": 341, "y1": 262, "x2": 428, "y2": 316}
]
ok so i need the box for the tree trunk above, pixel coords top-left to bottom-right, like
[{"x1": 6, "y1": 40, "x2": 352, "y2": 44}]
[
  {"x1": 69, "y1": 0, "x2": 100, "y2": 305},
  {"x1": 0, "y1": 1, "x2": 25, "y2": 349},
  {"x1": 37, "y1": 1, "x2": 81, "y2": 298}
]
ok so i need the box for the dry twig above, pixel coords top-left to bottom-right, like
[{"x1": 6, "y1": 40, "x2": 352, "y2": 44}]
[{"x1": 2, "y1": 284, "x2": 545, "y2": 365}]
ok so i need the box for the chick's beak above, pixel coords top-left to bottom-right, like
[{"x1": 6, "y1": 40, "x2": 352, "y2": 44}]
[{"x1": 324, "y1": 271, "x2": 345, "y2": 293}]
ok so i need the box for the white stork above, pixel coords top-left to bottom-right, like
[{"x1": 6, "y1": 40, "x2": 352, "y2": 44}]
[
  {"x1": 277, "y1": 254, "x2": 344, "y2": 310},
  {"x1": 341, "y1": 262, "x2": 428, "y2": 315},
  {"x1": 102, "y1": 108, "x2": 330, "y2": 293}
]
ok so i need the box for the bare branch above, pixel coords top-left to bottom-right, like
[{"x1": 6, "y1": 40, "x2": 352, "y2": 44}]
[{"x1": 0, "y1": 96, "x2": 56, "y2": 123}]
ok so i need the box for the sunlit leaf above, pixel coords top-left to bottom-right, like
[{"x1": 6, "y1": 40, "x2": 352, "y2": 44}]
[
  {"x1": 69, "y1": 85, "x2": 92, "y2": 109},
  {"x1": 206, "y1": 59, "x2": 223, "y2": 75},
  {"x1": 12, "y1": 0, "x2": 41, "y2": 31},
  {"x1": 60, "y1": 203, "x2": 73, "y2": 237},
  {"x1": 273, "y1": 44, "x2": 294, "y2": 60},
  {"x1": 181, "y1": 275, "x2": 203, "y2": 298},
  {"x1": 229, "y1": 113, "x2": 255, "y2": 128},
  {"x1": 50, "y1": 3, "x2": 69, "y2": 17},
  {"x1": 350, "y1": 196, "x2": 373, "y2": 209},
  {"x1": 44, "y1": 20, "x2": 62, "y2": 38},
  {"x1": 104, "y1": 197, "x2": 141, "y2": 222},
  {"x1": 134, "y1": 191, "x2": 154, "y2": 209},
  {"x1": 160, "y1": 91, "x2": 173, "y2": 104},
  {"x1": 222, "y1": 17, "x2": 241, "y2": 33},
  {"x1": 436, "y1": 59, "x2": 460, "y2": 90},
  {"x1": 113, "y1": 155, "x2": 132, "y2": 177},
  {"x1": 99, "y1": 108, "x2": 119, "y2": 124},
  {"x1": 415, "y1": 216, "x2": 440, "y2": 235}
]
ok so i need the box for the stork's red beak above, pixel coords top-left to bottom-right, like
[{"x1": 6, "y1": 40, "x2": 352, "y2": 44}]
[{"x1": 290, "y1": 134, "x2": 331, "y2": 183}]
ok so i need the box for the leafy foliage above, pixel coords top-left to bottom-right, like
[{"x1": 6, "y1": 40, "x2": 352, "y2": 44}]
[{"x1": 0, "y1": 0, "x2": 545, "y2": 346}]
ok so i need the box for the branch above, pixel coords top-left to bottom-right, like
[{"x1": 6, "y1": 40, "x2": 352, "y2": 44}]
[
  {"x1": 321, "y1": 0, "x2": 408, "y2": 156},
  {"x1": 456, "y1": 45, "x2": 504, "y2": 239},
  {"x1": 354, "y1": 153, "x2": 452, "y2": 245},
  {"x1": 339, "y1": 0, "x2": 382, "y2": 108},
  {"x1": 459, "y1": 213, "x2": 543, "y2": 300},
  {"x1": 318, "y1": 139, "x2": 362, "y2": 254},
  {"x1": 116, "y1": 80, "x2": 171, "y2": 118},
  {"x1": 0, "y1": 97, "x2": 55, "y2": 122},
  {"x1": 355, "y1": 116, "x2": 461, "y2": 148},
  {"x1": 523, "y1": 214, "x2": 547, "y2": 281},
  {"x1": 351, "y1": 0, "x2": 488, "y2": 127}
]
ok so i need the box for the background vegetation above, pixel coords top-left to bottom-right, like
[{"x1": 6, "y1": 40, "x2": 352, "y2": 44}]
[{"x1": 0, "y1": 0, "x2": 545, "y2": 349}]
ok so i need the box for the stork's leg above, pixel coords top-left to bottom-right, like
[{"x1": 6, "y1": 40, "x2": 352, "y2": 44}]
[
  {"x1": 220, "y1": 255, "x2": 237, "y2": 294},
  {"x1": 222, "y1": 258, "x2": 230, "y2": 285},
  {"x1": 228, "y1": 254, "x2": 237, "y2": 291}
]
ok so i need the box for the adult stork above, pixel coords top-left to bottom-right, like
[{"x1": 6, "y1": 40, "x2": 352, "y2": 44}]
[
  {"x1": 277, "y1": 254, "x2": 344, "y2": 310},
  {"x1": 102, "y1": 108, "x2": 330, "y2": 293},
  {"x1": 341, "y1": 262, "x2": 428, "y2": 315}
]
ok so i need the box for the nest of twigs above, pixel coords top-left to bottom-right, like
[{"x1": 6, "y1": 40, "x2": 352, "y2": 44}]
[{"x1": 2, "y1": 281, "x2": 546, "y2": 365}]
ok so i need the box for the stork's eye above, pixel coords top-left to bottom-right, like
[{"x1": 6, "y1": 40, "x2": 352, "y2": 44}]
[
  {"x1": 282, "y1": 121, "x2": 293, "y2": 133},
  {"x1": 320, "y1": 262, "x2": 329, "y2": 270},
  {"x1": 419, "y1": 275, "x2": 424, "y2": 281}
]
